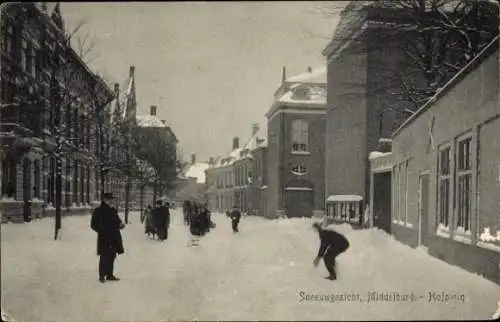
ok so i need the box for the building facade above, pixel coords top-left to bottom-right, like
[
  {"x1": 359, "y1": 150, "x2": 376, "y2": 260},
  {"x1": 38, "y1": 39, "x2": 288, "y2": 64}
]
[
  {"x1": 322, "y1": 3, "x2": 417, "y2": 224},
  {"x1": 391, "y1": 36, "x2": 499, "y2": 284},
  {"x1": 265, "y1": 66, "x2": 327, "y2": 219},
  {"x1": 205, "y1": 124, "x2": 265, "y2": 214},
  {"x1": 0, "y1": 3, "x2": 121, "y2": 222},
  {"x1": 174, "y1": 153, "x2": 209, "y2": 203},
  {"x1": 250, "y1": 137, "x2": 267, "y2": 217}
]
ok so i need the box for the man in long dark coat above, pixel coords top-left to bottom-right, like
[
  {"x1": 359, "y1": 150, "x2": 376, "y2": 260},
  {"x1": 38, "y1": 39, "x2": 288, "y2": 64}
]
[
  {"x1": 153, "y1": 200, "x2": 168, "y2": 241},
  {"x1": 312, "y1": 222, "x2": 350, "y2": 281},
  {"x1": 229, "y1": 205, "x2": 241, "y2": 233},
  {"x1": 90, "y1": 193, "x2": 125, "y2": 283}
]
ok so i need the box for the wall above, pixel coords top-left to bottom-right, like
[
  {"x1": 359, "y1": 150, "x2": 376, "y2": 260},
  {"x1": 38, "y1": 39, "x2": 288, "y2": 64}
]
[
  {"x1": 266, "y1": 113, "x2": 282, "y2": 218},
  {"x1": 325, "y1": 34, "x2": 368, "y2": 200},
  {"x1": 392, "y1": 47, "x2": 499, "y2": 283}
]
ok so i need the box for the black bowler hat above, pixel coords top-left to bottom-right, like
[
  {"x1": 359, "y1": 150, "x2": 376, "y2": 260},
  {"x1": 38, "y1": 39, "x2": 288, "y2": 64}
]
[{"x1": 103, "y1": 193, "x2": 116, "y2": 200}]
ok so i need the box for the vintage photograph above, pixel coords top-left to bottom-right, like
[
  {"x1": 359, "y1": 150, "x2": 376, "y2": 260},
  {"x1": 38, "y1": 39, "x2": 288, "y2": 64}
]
[{"x1": 1, "y1": 1, "x2": 499, "y2": 321}]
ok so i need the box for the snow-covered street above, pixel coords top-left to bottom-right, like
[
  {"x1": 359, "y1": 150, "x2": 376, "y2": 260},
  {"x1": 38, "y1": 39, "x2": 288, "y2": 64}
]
[{"x1": 2, "y1": 210, "x2": 499, "y2": 321}]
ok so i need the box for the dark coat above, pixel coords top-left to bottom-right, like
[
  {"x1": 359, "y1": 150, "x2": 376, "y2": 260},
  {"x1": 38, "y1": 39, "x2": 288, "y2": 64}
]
[
  {"x1": 316, "y1": 228, "x2": 349, "y2": 258},
  {"x1": 152, "y1": 206, "x2": 169, "y2": 229},
  {"x1": 190, "y1": 212, "x2": 203, "y2": 236},
  {"x1": 230, "y1": 209, "x2": 241, "y2": 222},
  {"x1": 199, "y1": 208, "x2": 211, "y2": 234},
  {"x1": 91, "y1": 202, "x2": 124, "y2": 255}
]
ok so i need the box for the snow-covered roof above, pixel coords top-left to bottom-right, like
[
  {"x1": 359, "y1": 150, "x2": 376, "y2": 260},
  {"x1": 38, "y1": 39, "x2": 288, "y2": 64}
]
[
  {"x1": 184, "y1": 162, "x2": 209, "y2": 184},
  {"x1": 268, "y1": 66, "x2": 327, "y2": 116},
  {"x1": 136, "y1": 115, "x2": 167, "y2": 128},
  {"x1": 208, "y1": 122, "x2": 267, "y2": 169},
  {"x1": 286, "y1": 66, "x2": 327, "y2": 84},
  {"x1": 326, "y1": 194, "x2": 363, "y2": 202}
]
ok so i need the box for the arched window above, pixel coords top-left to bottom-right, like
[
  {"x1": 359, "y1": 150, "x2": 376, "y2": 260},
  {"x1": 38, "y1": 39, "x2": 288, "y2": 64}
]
[
  {"x1": 291, "y1": 120, "x2": 308, "y2": 152},
  {"x1": 291, "y1": 164, "x2": 307, "y2": 176}
]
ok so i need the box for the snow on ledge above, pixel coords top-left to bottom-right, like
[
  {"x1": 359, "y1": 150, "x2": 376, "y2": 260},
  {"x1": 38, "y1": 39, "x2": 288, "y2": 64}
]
[
  {"x1": 285, "y1": 187, "x2": 313, "y2": 191},
  {"x1": 477, "y1": 241, "x2": 500, "y2": 252},
  {"x1": 369, "y1": 151, "x2": 392, "y2": 160},
  {"x1": 326, "y1": 194, "x2": 363, "y2": 202}
]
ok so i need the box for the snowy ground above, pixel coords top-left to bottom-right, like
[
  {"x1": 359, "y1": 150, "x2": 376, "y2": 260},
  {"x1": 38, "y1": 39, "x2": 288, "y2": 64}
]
[{"x1": 2, "y1": 210, "x2": 499, "y2": 321}]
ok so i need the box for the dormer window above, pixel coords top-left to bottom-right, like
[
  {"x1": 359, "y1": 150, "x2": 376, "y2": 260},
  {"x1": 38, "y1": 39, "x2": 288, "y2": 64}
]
[{"x1": 292, "y1": 164, "x2": 307, "y2": 176}]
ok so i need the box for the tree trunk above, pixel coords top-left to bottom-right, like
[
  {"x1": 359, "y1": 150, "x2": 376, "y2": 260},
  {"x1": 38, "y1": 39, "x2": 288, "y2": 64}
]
[
  {"x1": 140, "y1": 180, "x2": 145, "y2": 217},
  {"x1": 54, "y1": 156, "x2": 62, "y2": 240},
  {"x1": 124, "y1": 175, "x2": 130, "y2": 224}
]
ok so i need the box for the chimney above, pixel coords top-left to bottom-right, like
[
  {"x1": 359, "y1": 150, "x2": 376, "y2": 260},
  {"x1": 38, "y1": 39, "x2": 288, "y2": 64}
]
[
  {"x1": 129, "y1": 65, "x2": 135, "y2": 78},
  {"x1": 191, "y1": 154, "x2": 196, "y2": 165},
  {"x1": 150, "y1": 105, "x2": 157, "y2": 116},
  {"x1": 209, "y1": 157, "x2": 214, "y2": 165},
  {"x1": 281, "y1": 66, "x2": 286, "y2": 86},
  {"x1": 252, "y1": 123, "x2": 259, "y2": 136},
  {"x1": 232, "y1": 137, "x2": 239, "y2": 150},
  {"x1": 307, "y1": 66, "x2": 312, "y2": 73},
  {"x1": 161, "y1": 120, "x2": 166, "y2": 125},
  {"x1": 114, "y1": 83, "x2": 120, "y2": 98}
]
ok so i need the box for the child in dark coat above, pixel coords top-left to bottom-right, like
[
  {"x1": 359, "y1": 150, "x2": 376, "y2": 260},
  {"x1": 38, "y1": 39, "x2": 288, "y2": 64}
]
[{"x1": 312, "y1": 222, "x2": 350, "y2": 280}]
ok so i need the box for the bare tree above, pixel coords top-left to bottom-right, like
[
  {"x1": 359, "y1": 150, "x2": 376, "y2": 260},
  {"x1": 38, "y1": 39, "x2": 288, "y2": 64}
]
[
  {"x1": 319, "y1": 0, "x2": 498, "y2": 111},
  {"x1": 131, "y1": 125, "x2": 181, "y2": 203}
]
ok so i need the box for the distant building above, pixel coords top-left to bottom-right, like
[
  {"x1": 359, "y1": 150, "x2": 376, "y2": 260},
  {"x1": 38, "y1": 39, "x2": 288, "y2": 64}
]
[
  {"x1": 390, "y1": 36, "x2": 499, "y2": 284},
  {"x1": 264, "y1": 66, "x2": 327, "y2": 218},
  {"x1": 250, "y1": 132, "x2": 268, "y2": 217},
  {"x1": 174, "y1": 153, "x2": 209, "y2": 203},
  {"x1": 205, "y1": 124, "x2": 265, "y2": 214},
  {"x1": 134, "y1": 105, "x2": 178, "y2": 207}
]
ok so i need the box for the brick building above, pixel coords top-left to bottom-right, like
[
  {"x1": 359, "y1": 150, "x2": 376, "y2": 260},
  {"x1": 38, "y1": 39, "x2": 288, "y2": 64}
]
[
  {"x1": 250, "y1": 133, "x2": 267, "y2": 217},
  {"x1": 322, "y1": 2, "x2": 415, "y2": 224},
  {"x1": 0, "y1": 3, "x2": 121, "y2": 222},
  {"x1": 264, "y1": 66, "x2": 326, "y2": 219},
  {"x1": 390, "y1": 36, "x2": 499, "y2": 284},
  {"x1": 205, "y1": 124, "x2": 265, "y2": 214}
]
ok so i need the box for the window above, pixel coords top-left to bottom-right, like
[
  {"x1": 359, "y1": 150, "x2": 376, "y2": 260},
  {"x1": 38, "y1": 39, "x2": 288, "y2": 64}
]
[
  {"x1": 34, "y1": 160, "x2": 40, "y2": 199},
  {"x1": 456, "y1": 137, "x2": 472, "y2": 235},
  {"x1": 3, "y1": 24, "x2": 14, "y2": 55},
  {"x1": 21, "y1": 38, "x2": 28, "y2": 71},
  {"x1": 437, "y1": 146, "x2": 451, "y2": 232},
  {"x1": 291, "y1": 164, "x2": 307, "y2": 175},
  {"x1": 30, "y1": 47, "x2": 37, "y2": 77},
  {"x1": 392, "y1": 165, "x2": 398, "y2": 222},
  {"x1": 398, "y1": 163, "x2": 405, "y2": 224},
  {"x1": 292, "y1": 120, "x2": 308, "y2": 152}
]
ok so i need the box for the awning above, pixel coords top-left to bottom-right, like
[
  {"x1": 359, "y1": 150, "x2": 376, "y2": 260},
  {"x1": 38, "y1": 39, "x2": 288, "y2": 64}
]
[{"x1": 326, "y1": 194, "x2": 363, "y2": 202}]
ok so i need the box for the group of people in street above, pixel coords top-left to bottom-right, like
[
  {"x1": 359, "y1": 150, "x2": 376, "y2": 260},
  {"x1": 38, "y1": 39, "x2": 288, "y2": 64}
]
[
  {"x1": 183, "y1": 200, "x2": 215, "y2": 246},
  {"x1": 141, "y1": 200, "x2": 171, "y2": 241},
  {"x1": 90, "y1": 192, "x2": 350, "y2": 283}
]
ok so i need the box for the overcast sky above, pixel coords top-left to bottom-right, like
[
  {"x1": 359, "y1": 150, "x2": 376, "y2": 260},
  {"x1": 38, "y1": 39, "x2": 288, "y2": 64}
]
[{"x1": 60, "y1": 2, "x2": 343, "y2": 162}]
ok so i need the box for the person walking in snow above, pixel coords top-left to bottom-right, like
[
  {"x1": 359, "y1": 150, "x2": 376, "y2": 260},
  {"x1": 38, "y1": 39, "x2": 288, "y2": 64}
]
[
  {"x1": 229, "y1": 205, "x2": 241, "y2": 233},
  {"x1": 143, "y1": 205, "x2": 156, "y2": 238},
  {"x1": 312, "y1": 222, "x2": 349, "y2": 281},
  {"x1": 153, "y1": 200, "x2": 169, "y2": 241},
  {"x1": 90, "y1": 193, "x2": 125, "y2": 283},
  {"x1": 189, "y1": 204, "x2": 203, "y2": 246}
]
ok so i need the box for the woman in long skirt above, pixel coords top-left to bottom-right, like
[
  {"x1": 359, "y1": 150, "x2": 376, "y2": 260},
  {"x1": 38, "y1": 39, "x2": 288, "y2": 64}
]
[{"x1": 144, "y1": 205, "x2": 156, "y2": 239}]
